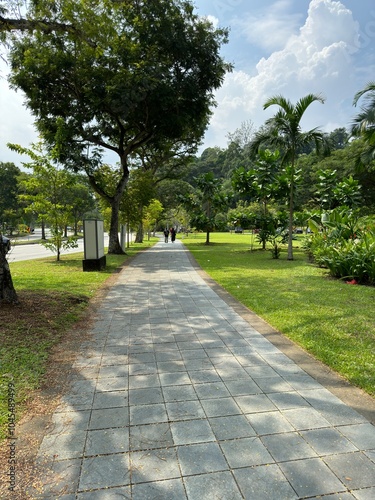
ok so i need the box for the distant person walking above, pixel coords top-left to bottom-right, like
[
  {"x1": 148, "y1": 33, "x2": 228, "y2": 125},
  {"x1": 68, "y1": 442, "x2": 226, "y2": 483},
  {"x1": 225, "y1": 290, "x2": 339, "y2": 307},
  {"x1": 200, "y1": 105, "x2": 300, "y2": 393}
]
[
  {"x1": 163, "y1": 229, "x2": 169, "y2": 243},
  {"x1": 170, "y1": 227, "x2": 176, "y2": 243}
]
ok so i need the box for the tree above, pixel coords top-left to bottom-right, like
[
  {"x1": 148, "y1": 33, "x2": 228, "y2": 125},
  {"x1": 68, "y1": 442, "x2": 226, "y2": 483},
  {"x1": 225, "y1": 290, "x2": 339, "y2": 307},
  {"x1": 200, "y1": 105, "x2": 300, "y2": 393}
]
[
  {"x1": 0, "y1": 162, "x2": 21, "y2": 232},
  {"x1": 9, "y1": 142, "x2": 79, "y2": 261},
  {"x1": 8, "y1": 0, "x2": 230, "y2": 254},
  {"x1": 143, "y1": 199, "x2": 164, "y2": 239},
  {"x1": 351, "y1": 81, "x2": 375, "y2": 169},
  {"x1": 232, "y1": 149, "x2": 288, "y2": 249},
  {"x1": 249, "y1": 94, "x2": 327, "y2": 260},
  {"x1": 183, "y1": 172, "x2": 229, "y2": 244}
]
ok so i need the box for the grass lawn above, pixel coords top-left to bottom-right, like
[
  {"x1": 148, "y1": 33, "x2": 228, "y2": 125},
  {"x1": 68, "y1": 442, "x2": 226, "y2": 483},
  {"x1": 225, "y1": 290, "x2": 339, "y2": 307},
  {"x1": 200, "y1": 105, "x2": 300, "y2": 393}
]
[
  {"x1": 182, "y1": 231, "x2": 375, "y2": 397},
  {"x1": 0, "y1": 239, "x2": 157, "y2": 440}
]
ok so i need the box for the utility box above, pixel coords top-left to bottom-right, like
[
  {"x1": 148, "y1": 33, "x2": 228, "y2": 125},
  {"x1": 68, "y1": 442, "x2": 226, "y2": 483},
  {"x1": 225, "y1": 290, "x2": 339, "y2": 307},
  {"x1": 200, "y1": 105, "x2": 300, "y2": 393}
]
[{"x1": 82, "y1": 219, "x2": 106, "y2": 271}]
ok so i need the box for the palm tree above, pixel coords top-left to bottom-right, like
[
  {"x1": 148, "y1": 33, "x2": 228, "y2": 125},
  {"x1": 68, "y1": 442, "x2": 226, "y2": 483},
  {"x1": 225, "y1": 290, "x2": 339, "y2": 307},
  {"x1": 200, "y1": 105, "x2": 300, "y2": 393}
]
[
  {"x1": 351, "y1": 82, "x2": 375, "y2": 168},
  {"x1": 250, "y1": 94, "x2": 327, "y2": 260}
]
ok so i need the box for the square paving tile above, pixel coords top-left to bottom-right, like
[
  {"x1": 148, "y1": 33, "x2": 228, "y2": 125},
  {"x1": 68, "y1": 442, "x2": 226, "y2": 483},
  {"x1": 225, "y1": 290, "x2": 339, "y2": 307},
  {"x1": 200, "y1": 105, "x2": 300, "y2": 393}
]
[
  {"x1": 170, "y1": 419, "x2": 215, "y2": 445},
  {"x1": 166, "y1": 400, "x2": 205, "y2": 421},
  {"x1": 220, "y1": 436, "x2": 274, "y2": 468},
  {"x1": 324, "y1": 452, "x2": 375, "y2": 489},
  {"x1": 130, "y1": 422, "x2": 174, "y2": 451},
  {"x1": 132, "y1": 478, "x2": 186, "y2": 499},
  {"x1": 301, "y1": 428, "x2": 358, "y2": 455},
  {"x1": 188, "y1": 370, "x2": 221, "y2": 384},
  {"x1": 234, "y1": 394, "x2": 276, "y2": 414},
  {"x1": 96, "y1": 377, "x2": 128, "y2": 392},
  {"x1": 129, "y1": 387, "x2": 164, "y2": 405},
  {"x1": 89, "y1": 407, "x2": 129, "y2": 430},
  {"x1": 162, "y1": 385, "x2": 198, "y2": 402},
  {"x1": 68, "y1": 379, "x2": 96, "y2": 396},
  {"x1": 101, "y1": 355, "x2": 128, "y2": 366},
  {"x1": 351, "y1": 487, "x2": 375, "y2": 499},
  {"x1": 56, "y1": 393, "x2": 95, "y2": 412},
  {"x1": 338, "y1": 423, "x2": 375, "y2": 450},
  {"x1": 155, "y1": 351, "x2": 182, "y2": 362},
  {"x1": 157, "y1": 360, "x2": 186, "y2": 373},
  {"x1": 177, "y1": 442, "x2": 228, "y2": 476},
  {"x1": 77, "y1": 487, "x2": 131, "y2": 499},
  {"x1": 283, "y1": 407, "x2": 331, "y2": 430},
  {"x1": 200, "y1": 397, "x2": 241, "y2": 418},
  {"x1": 261, "y1": 432, "x2": 317, "y2": 462},
  {"x1": 245, "y1": 365, "x2": 278, "y2": 378},
  {"x1": 92, "y1": 390, "x2": 129, "y2": 409},
  {"x1": 209, "y1": 415, "x2": 256, "y2": 441},
  {"x1": 128, "y1": 363, "x2": 158, "y2": 376},
  {"x1": 193, "y1": 382, "x2": 231, "y2": 399},
  {"x1": 279, "y1": 457, "x2": 346, "y2": 497},
  {"x1": 130, "y1": 447, "x2": 181, "y2": 483},
  {"x1": 224, "y1": 378, "x2": 262, "y2": 396},
  {"x1": 130, "y1": 403, "x2": 168, "y2": 425},
  {"x1": 184, "y1": 471, "x2": 242, "y2": 499},
  {"x1": 268, "y1": 391, "x2": 310, "y2": 410},
  {"x1": 129, "y1": 352, "x2": 156, "y2": 364},
  {"x1": 84, "y1": 428, "x2": 129, "y2": 456},
  {"x1": 38, "y1": 431, "x2": 86, "y2": 460},
  {"x1": 128, "y1": 374, "x2": 161, "y2": 389},
  {"x1": 246, "y1": 411, "x2": 295, "y2": 435},
  {"x1": 104, "y1": 346, "x2": 128, "y2": 355},
  {"x1": 253, "y1": 376, "x2": 294, "y2": 394},
  {"x1": 98, "y1": 365, "x2": 128, "y2": 379},
  {"x1": 233, "y1": 464, "x2": 298, "y2": 500},
  {"x1": 31, "y1": 458, "x2": 81, "y2": 497},
  {"x1": 50, "y1": 410, "x2": 91, "y2": 434},
  {"x1": 79, "y1": 453, "x2": 130, "y2": 490},
  {"x1": 183, "y1": 358, "x2": 214, "y2": 371},
  {"x1": 159, "y1": 372, "x2": 191, "y2": 386}
]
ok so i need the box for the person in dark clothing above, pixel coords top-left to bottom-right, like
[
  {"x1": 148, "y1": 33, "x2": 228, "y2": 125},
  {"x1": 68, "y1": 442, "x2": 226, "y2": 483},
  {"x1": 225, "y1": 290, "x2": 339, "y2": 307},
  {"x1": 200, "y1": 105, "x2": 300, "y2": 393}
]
[
  {"x1": 170, "y1": 227, "x2": 176, "y2": 242},
  {"x1": 163, "y1": 229, "x2": 169, "y2": 243}
]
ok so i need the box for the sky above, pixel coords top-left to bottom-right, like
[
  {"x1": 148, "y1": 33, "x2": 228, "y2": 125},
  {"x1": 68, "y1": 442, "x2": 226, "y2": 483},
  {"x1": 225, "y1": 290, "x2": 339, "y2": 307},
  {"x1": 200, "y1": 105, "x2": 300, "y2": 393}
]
[{"x1": 1, "y1": 0, "x2": 374, "y2": 166}]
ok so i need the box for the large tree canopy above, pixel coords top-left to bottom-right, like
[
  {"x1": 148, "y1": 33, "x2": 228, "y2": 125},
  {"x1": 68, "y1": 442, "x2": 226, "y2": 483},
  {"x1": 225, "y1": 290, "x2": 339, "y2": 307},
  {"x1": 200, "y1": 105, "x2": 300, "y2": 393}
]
[{"x1": 8, "y1": 0, "x2": 230, "y2": 252}]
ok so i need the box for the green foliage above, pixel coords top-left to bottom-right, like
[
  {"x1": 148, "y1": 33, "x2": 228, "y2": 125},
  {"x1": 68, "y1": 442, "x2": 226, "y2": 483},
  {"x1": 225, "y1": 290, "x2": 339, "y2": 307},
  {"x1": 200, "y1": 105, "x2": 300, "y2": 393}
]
[
  {"x1": 182, "y1": 172, "x2": 230, "y2": 243},
  {"x1": 249, "y1": 93, "x2": 328, "y2": 260},
  {"x1": 306, "y1": 209, "x2": 375, "y2": 285},
  {"x1": 0, "y1": 162, "x2": 21, "y2": 229},
  {"x1": 8, "y1": 0, "x2": 231, "y2": 253},
  {"x1": 351, "y1": 81, "x2": 375, "y2": 168},
  {"x1": 8, "y1": 141, "x2": 91, "y2": 259},
  {"x1": 40, "y1": 229, "x2": 78, "y2": 261}
]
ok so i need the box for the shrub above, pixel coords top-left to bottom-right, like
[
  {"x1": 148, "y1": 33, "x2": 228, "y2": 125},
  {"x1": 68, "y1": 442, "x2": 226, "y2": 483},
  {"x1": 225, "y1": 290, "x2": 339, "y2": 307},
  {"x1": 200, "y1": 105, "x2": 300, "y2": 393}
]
[{"x1": 305, "y1": 210, "x2": 375, "y2": 285}]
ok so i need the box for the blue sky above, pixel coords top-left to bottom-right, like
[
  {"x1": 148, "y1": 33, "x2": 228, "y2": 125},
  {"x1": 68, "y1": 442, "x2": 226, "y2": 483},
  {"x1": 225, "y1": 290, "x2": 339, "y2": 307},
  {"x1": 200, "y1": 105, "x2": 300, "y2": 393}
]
[
  {"x1": 193, "y1": 0, "x2": 375, "y2": 150},
  {"x1": 1, "y1": 0, "x2": 374, "y2": 165}
]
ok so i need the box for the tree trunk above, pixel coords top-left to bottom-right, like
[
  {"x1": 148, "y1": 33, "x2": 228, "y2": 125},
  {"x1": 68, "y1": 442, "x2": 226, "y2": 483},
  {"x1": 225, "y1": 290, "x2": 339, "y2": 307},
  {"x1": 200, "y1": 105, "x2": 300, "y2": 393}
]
[
  {"x1": 41, "y1": 219, "x2": 46, "y2": 239},
  {"x1": 135, "y1": 222, "x2": 143, "y2": 243},
  {"x1": 108, "y1": 197, "x2": 125, "y2": 254},
  {"x1": 0, "y1": 239, "x2": 18, "y2": 304},
  {"x1": 205, "y1": 229, "x2": 210, "y2": 245},
  {"x1": 287, "y1": 176, "x2": 294, "y2": 261}
]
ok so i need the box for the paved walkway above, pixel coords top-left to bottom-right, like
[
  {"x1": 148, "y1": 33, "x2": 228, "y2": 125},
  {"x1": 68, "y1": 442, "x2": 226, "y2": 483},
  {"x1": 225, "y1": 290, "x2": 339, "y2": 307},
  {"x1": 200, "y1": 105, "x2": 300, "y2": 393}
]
[{"x1": 32, "y1": 238, "x2": 375, "y2": 499}]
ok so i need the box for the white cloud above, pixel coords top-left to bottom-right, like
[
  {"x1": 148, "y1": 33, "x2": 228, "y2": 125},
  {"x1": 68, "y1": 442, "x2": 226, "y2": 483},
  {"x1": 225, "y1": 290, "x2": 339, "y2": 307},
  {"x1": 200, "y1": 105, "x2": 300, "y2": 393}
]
[
  {"x1": 205, "y1": 14, "x2": 220, "y2": 28},
  {"x1": 204, "y1": 0, "x2": 362, "y2": 148},
  {"x1": 232, "y1": 0, "x2": 304, "y2": 52}
]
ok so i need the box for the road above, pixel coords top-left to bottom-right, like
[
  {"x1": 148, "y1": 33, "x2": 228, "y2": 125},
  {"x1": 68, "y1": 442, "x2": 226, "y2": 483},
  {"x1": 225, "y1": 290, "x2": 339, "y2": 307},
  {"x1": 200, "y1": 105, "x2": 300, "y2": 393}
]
[{"x1": 6, "y1": 230, "x2": 111, "y2": 263}]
